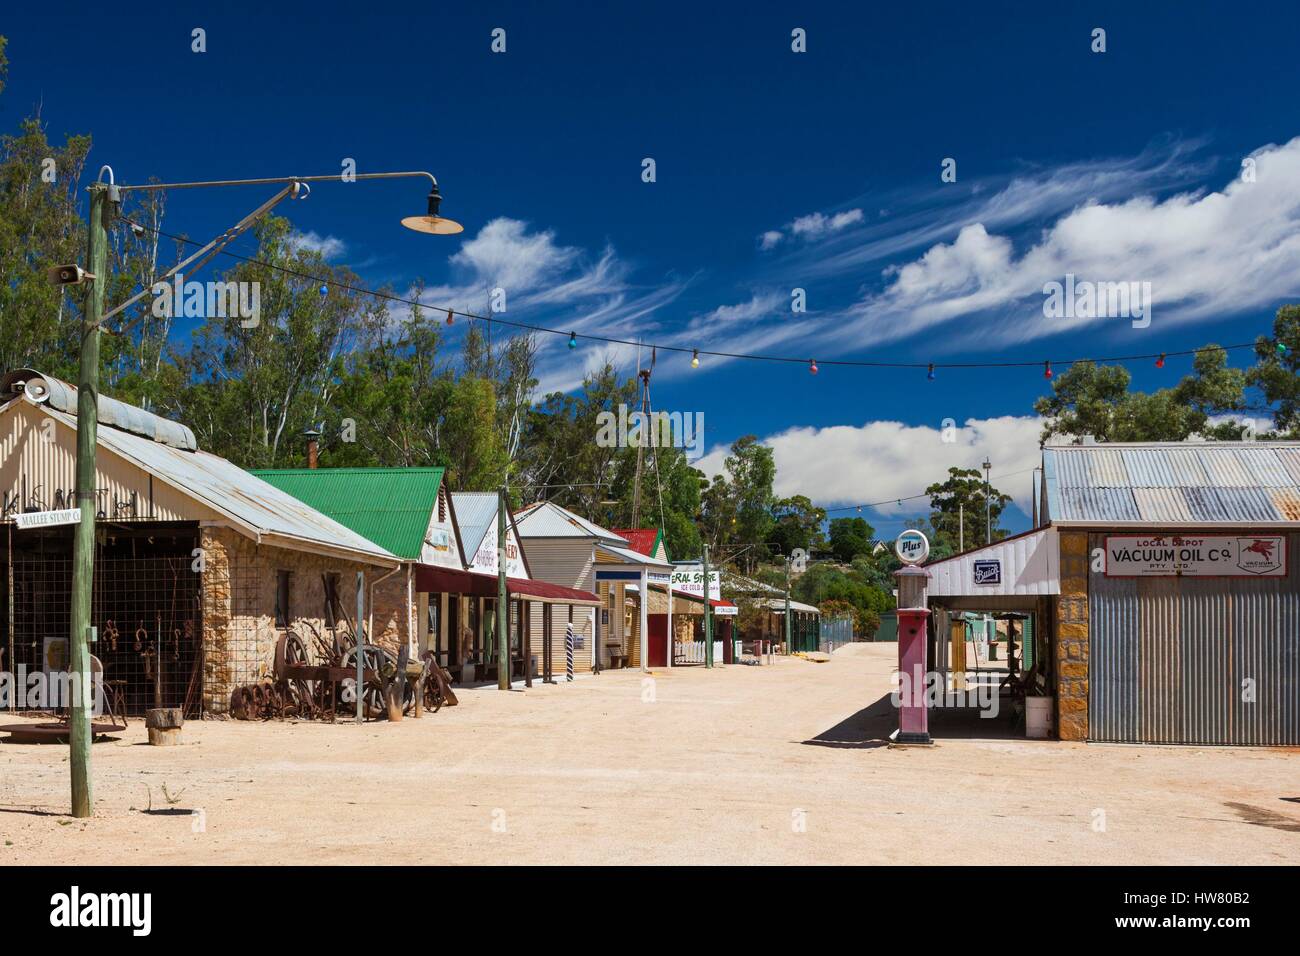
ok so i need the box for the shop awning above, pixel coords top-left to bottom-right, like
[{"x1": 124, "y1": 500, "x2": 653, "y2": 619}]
[{"x1": 414, "y1": 564, "x2": 600, "y2": 606}]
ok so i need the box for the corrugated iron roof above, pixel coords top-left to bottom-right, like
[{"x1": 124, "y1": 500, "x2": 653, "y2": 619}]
[
  {"x1": 252, "y1": 467, "x2": 443, "y2": 560},
  {"x1": 450, "y1": 492, "x2": 500, "y2": 559},
  {"x1": 1044, "y1": 442, "x2": 1300, "y2": 526},
  {"x1": 39, "y1": 407, "x2": 397, "y2": 564},
  {"x1": 611, "y1": 528, "x2": 667, "y2": 561},
  {"x1": 596, "y1": 542, "x2": 673, "y2": 569},
  {"x1": 2, "y1": 368, "x2": 197, "y2": 450},
  {"x1": 515, "y1": 501, "x2": 628, "y2": 544}
]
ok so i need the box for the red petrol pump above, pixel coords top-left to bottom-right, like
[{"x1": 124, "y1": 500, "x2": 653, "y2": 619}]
[{"x1": 893, "y1": 530, "x2": 933, "y2": 745}]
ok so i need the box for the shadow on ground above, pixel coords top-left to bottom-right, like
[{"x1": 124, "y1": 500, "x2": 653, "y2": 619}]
[{"x1": 802, "y1": 693, "x2": 1025, "y2": 748}]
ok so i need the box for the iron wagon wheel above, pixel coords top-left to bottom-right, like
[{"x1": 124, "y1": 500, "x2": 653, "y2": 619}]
[
  {"x1": 276, "y1": 632, "x2": 317, "y2": 714},
  {"x1": 341, "y1": 645, "x2": 390, "y2": 719},
  {"x1": 420, "y1": 653, "x2": 446, "y2": 713}
]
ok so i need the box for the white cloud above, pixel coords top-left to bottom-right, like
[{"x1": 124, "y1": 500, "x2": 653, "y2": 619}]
[
  {"x1": 832, "y1": 136, "x2": 1300, "y2": 351},
  {"x1": 288, "y1": 230, "x2": 346, "y2": 260},
  {"x1": 759, "y1": 207, "x2": 865, "y2": 250},
  {"x1": 695, "y1": 415, "x2": 1043, "y2": 514}
]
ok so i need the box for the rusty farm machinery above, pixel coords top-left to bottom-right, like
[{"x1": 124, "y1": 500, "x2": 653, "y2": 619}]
[{"x1": 229, "y1": 621, "x2": 458, "y2": 722}]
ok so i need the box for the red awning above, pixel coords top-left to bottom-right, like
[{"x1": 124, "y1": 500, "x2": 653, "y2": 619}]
[{"x1": 414, "y1": 564, "x2": 600, "y2": 606}]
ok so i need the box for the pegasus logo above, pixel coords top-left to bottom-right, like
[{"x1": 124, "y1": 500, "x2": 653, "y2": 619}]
[{"x1": 1243, "y1": 539, "x2": 1276, "y2": 560}]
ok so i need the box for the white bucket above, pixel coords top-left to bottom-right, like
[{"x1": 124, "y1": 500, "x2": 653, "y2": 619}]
[{"x1": 1025, "y1": 696, "x2": 1053, "y2": 738}]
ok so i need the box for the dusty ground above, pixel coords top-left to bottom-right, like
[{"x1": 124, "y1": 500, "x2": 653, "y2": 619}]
[{"x1": 1, "y1": 643, "x2": 1296, "y2": 865}]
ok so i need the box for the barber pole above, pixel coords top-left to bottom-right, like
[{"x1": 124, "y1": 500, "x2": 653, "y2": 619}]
[{"x1": 565, "y1": 623, "x2": 575, "y2": 682}]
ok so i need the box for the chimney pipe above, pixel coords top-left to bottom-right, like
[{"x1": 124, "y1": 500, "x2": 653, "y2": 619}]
[{"x1": 303, "y1": 427, "x2": 322, "y2": 469}]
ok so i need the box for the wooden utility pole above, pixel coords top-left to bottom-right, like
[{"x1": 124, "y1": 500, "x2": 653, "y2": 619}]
[
  {"x1": 702, "y1": 545, "x2": 713, "y2": 668},
  {"x1": 784, "y1": 557, "x2": 792, "y2": 655},
  {"x1": 497, "y1": 487, "x2": 509, "y2": 690},
  {"x1": 69, "y1": 182, "x2": 109, "y2": 817},
  {"x1": 355, "y1": 572, "x2": 364, "y2": 723}
]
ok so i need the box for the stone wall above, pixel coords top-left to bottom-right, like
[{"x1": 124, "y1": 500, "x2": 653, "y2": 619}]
[
  {"x1": 200, "y1": 525, "x2": 403, "y2": 715},
  {"x1": 1055, "y1": 531, "x2": 1090, "y2": 740}
]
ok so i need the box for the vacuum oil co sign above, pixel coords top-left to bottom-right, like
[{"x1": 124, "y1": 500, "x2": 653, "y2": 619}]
[{"x1": 1103, "y1": 534, "x2": 1287, "y2": 577}]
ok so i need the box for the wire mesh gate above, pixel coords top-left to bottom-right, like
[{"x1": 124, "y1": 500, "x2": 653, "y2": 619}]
[{"x1": 3, "y1": 524, "x2": 203, "y2": 718}]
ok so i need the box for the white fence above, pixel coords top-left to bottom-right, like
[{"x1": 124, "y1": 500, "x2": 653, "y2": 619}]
[{"x1": 673, "y1": 640, "x2": 731, "y2": 664}]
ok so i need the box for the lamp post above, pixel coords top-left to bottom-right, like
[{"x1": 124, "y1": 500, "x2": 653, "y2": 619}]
[
  {"x1": 982, "y1": 457, "x2": 992, "y2": 546},
  {"x1": 63, "y1": 167, "x2": 462, "y2": 816}
]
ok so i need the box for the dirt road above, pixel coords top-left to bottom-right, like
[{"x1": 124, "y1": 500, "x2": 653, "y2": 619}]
[{"x1": 2, "y1": 643, "x2": 1296, "y2": 864}]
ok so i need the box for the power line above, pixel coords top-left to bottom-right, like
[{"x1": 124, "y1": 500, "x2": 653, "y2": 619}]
[
  {"x1": 116, "y1": 218, "x2": 1264, "y2": 372},
  {"x1": 822, "y1": 467, "x2": 1038, "y2": 515}
]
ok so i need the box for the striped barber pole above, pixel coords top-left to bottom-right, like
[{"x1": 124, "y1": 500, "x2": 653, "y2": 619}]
[{"x1": 565, "y1": 623, "x2": 575, "y2": 682}]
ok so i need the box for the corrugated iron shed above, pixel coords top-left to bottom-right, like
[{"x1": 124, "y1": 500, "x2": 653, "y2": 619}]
[
  {"x1": 38, "y1": 406, "x2": 397, "y2": 564},
  {"x1": 1043, "y1": 442, "x2": 1300, "y2": 526},
  {"x1": 252, "y1": 467, "x2": 443, "y2": 560}
]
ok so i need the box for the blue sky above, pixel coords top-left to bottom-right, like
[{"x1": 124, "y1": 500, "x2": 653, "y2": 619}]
[{"x1": 3, "y1": 1, "x2": 1298, "y2": 537}]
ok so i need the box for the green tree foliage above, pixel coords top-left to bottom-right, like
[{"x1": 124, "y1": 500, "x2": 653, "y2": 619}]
[
  {"x1": 827, "y1": 516, "x2": 874, "y2": 562},
  {"x1": 699, "y1": 435, "x2": 775, "y2": 569},
  {"x1": 1035, "y1": 347, "x2": 1248, "y2": 443},
  {"x1": 1248, "y1": 305, "x2": 1300, "y2": 437},
  {"x1": 768, "y1": 495, "x2": 827, "y2": 556},
  {"x1": 926, "y1": 467, "x2": 1012, "y2": 550},
  {"x1": 792, "y1": 561, "x2": 893, "y2": 632}
]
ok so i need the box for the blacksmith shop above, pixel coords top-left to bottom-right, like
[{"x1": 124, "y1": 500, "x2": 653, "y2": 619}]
[
  {"x1": 0, "y1": 369, "x2": 398, "y2": 719},
  {"x1": 924, "y1": 441, "x2": 1300, "y2": 747}
]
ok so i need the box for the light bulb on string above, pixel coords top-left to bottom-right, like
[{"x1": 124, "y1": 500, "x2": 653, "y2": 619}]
[
  {"x1": 691, "y1": 349, "x2": 700, "y2": 368},
  {"x1": 809, "y1": 359, "x2": 818, "y2": 375},
  {"x1": 446, "y1": 309, "x2": 454, "y2": 326},
  {"x1": 568, "y1": 331, "x2": 578, "y2": 349},
  {"x1": 1155, "y1": 353, "x2": 1165, "y2": 369},
  {"x1": 1279, "y1": 342, "x2": 1290, "y2": 355},
  {"x1": 319, "y1": 284, "x2": 329, "y2": 297},
  {"x1": 927, "y1": 363, "x2": 935, "y2": 381},
  {"x1": 1043, "y1": 361, "x2": 1053, "y2": 380}
]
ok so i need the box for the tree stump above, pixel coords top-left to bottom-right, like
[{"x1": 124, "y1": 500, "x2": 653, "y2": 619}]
[{"x1": 145, "y1": 707, "x2": 183, "y2": 746}]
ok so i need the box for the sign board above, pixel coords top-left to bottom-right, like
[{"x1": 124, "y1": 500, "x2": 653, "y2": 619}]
[
  {"x1": 894, "y1": 529, "x2": 930, "y2": 566},
  {"x1": 15, "y1": 509, "x2": 82, "y2": 530},
  {"x1": 712, "y1": 604, "x2": 738, "y2": 617},
  {"x1": 972, "y1": 559, "x2": 1002, "y2": 586},
  {"x1": 671, "y1": 567, "x2": 720, "y2": 601},
  {"x1": 1104, "y1": 534, "x2": 1287, "y2": 578}
]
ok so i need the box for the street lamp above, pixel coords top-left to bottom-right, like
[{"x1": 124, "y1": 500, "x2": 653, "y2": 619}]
[
  {"x1": 982, "y1": 457, "x2": 992, "y2": 546},
  {"x1": 62, "y1": 167, "x2": 463, "y2": 817}
]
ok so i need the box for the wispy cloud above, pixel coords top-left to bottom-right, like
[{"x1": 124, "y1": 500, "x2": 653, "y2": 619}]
[
  {"x1": 760, "y1": 207, "x2": 865, "y2": 249},
  {"x1": 288, "y1": 230, "x2": 347, "y2": 260},
  {"x1": 828, "y1": 136, "x2": 1300, "y2": 352},
  {"x1": 409, "y1": 217, "x2": 690, "y2": 395}
]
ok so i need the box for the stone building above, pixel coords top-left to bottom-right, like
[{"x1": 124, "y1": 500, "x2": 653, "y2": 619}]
[{"x1": 0, "y1": 369, "x2": 399, "y2": 718}]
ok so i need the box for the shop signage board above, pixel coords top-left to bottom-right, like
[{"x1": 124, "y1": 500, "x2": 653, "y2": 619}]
[
  {"x1": 671, "y1": 567, "x2": 720, "y2": 601},
  {"x1": 972, "y1": 559, "x2": 1002, "y2": 585},
  {"x1": 1103, "y1": 534, "x2": 1287, "y2": 578},
  {"x1": 15, "y1": 509, "x2": 82, "y2": 530}
]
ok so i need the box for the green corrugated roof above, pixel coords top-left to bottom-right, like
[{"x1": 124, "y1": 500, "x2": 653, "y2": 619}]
[{"x1": 251, "y1": 467, "x2": 444, "y2": 560}]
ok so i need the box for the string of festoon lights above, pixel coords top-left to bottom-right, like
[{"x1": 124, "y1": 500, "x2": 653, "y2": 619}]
[{"x1": 117, "y1": 219, "x2": 1290, "y2": 376}]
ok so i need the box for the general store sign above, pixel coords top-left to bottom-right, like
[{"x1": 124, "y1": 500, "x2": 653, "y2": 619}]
[
  {"x1": 15, "y1": 509, "x2": 82, "y2": 530},
  {"x1": 671, "y1": 567, "x2": 720, "y2": 601},
  {"x1": 1104, "y1": 534, "x2": 1287, "y2": 578}
]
